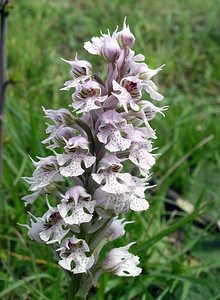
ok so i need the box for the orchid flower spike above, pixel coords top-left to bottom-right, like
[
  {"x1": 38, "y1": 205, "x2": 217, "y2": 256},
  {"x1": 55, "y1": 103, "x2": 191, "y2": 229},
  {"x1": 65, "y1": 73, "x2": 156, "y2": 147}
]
[{"x1": 21, "y1": 18, "x2": 166, "y2": 297}]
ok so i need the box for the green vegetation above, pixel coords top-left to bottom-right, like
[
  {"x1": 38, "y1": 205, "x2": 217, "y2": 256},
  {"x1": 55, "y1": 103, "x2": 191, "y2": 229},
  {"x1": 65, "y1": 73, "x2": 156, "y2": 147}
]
[{"x1": 1, "y1": 0, "x2": 220, "y2": 299}]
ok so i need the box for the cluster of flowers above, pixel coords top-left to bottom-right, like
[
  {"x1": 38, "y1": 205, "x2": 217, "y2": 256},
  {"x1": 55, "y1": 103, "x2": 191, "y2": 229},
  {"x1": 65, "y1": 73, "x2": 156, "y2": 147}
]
[{"x1": 22, "y1": 19, "x2": 167, "y2": 280}]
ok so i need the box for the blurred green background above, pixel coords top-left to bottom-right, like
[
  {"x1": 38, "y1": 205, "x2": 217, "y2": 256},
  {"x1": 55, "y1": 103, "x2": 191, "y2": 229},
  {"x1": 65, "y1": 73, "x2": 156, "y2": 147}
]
[{"x1": 1, "y1": 0, "x2": 220, "y2": 299}]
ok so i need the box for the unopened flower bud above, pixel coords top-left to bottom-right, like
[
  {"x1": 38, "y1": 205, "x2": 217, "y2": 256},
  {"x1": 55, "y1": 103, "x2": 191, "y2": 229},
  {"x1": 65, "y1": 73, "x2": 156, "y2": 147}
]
[
  {"x1": 61, "y1": 54, "x2": 92, "y2": 78},
  {"x1": 116, "y1": 18, "x2": 135, "y2": 47},
  {"x1": 107, "y1": 218, "x2": 133, "y2": 241},
  {"x1": 19, "y1": 216, "x2": 44, "y2": 243},
  {"x1": 102, "y1": 36, "x2": 121, "y2": 62},
  {"x1": 80, "y1": 80, "x2": 101, "y2": 97}
]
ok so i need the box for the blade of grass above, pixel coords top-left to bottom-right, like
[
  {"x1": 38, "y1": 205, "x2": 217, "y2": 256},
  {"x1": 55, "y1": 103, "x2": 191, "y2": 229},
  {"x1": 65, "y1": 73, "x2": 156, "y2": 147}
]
[
  {"x1": 0, "y1": 273, "x2": 52, "y2": 297},
  {"x1": 136, "y1": 208, "x2": 202, "y2": 253}
]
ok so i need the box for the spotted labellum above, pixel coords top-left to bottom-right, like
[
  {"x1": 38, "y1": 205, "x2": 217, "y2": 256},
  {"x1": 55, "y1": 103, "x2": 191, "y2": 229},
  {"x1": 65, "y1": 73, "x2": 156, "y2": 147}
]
[{"x1": 21, "y1": 18, "x2": 166, "y2": 298}]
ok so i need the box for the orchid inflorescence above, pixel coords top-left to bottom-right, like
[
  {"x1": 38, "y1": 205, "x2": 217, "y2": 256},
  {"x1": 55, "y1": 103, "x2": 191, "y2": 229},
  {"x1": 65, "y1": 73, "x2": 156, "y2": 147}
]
[{"x1": 21, "y1": 18, "x2": 167, "y2": 294}]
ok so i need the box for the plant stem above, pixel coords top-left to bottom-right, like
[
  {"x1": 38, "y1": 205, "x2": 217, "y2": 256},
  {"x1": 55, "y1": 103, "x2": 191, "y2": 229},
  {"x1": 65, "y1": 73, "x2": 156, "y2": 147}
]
[
  {"x1": 0, "y1": 0, "x2": 9, "y2": 180},
  {"x1": 68, "y1": 276, "x2": 75, "y2": 300},
  {"x1": 68, "y1": 275, "x2": 87, "y2": 300}
]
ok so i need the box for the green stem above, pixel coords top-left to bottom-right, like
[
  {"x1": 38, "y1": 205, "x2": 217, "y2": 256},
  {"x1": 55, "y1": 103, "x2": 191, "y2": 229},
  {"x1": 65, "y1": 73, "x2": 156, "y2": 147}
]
[
  {"x1": 68, "y1": 275, "x2": 87, "y2": 300},
  {"x1": 68, "y1": 276, "x2": 75, "y2": 300}
]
